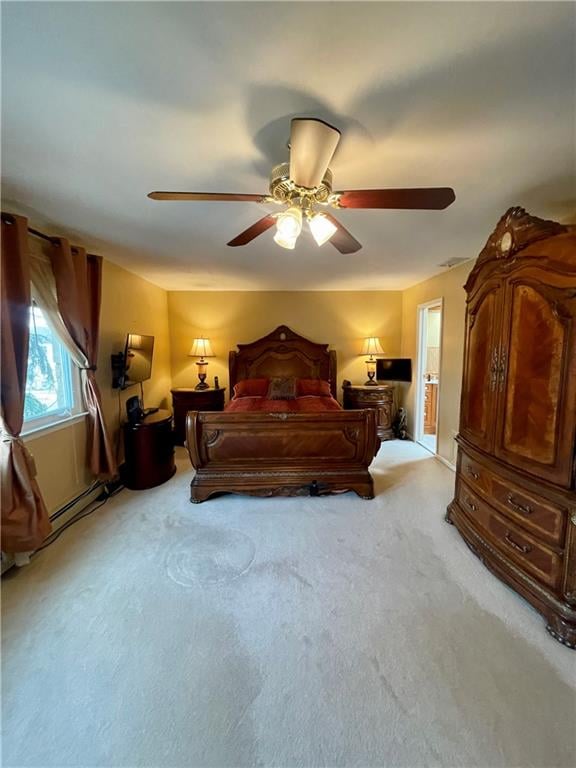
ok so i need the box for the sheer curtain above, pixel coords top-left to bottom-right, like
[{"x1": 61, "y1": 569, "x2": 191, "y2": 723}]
[
  {"x1": 30, "y1": 253, "x2": 90, "y2": 370},
  {"x1": 1, "y1": 213, "x2": 51, "y2": 553}
]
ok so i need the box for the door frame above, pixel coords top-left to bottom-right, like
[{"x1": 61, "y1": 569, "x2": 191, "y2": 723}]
[{"x1": 415, "y1": 298, "x2": 444, "y2": 454}]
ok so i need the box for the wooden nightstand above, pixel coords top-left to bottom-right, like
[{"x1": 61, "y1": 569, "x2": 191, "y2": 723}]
[
  {"x1": 342, "y1": 382, "x2": 395, "y2": 441},
  {"x1": 171, "y1": 387, "x2": 225, "y2": 445}
]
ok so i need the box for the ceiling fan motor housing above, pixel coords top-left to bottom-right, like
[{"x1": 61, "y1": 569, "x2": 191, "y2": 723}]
[{"x1": 269, "y1": 162, "x2": 333, "y2": 204}]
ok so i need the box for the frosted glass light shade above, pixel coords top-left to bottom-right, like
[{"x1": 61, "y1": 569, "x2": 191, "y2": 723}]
[
  {"x1": 360, "y1": 337, "x2": 384, "y2": 358},
  {"x1": 273, "y1": 230, "x2": 297, "y2": 249},
  {"x1": 189, "y1": 338, "x2": 214, "y2": 359},
  {"x1": 276, "y1": 207, "x2": 302, "y2": 239},
  {"x1": 309, "y1": 213, "x2": 337, "y2": 246}
]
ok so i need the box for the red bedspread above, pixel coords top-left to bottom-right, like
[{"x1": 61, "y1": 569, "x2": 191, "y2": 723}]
[{"x1": 225, "y1": 396, "x2": 342, "y2": 413}]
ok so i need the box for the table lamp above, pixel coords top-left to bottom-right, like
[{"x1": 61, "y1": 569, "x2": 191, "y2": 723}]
[
  {"x1": 361, "y1": 337, "x2": 384, "y2": 385},
  {"x1": 189, "y1": 337, "x2": 214, "y2": 390}
]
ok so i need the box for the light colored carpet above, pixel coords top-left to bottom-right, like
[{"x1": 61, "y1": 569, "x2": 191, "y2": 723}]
[{"x1": 2, "y1": 441, "x2": 575, "y2": 768}]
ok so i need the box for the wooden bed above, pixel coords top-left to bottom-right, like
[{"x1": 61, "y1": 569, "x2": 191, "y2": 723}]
[{"x1": 185, "y1": 325, "x2": 380, "y2": 502}]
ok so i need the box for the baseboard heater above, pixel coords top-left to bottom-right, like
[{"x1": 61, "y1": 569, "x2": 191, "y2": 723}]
[{"x1": 1, "y1": 477, "x2": 122, "y2": 574}]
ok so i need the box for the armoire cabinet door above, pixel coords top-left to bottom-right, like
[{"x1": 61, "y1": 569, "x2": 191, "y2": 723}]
[
  {"x1": 459, "y1": 281, "x2": 504, "y2": 452},
  {"x1": 494, "y1": 277, "x2": 576, "y2": 488}
]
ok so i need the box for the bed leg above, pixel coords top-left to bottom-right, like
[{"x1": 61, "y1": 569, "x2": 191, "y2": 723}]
[
  {"x1": 351, "y1": 479, "x2": 374, "y2": 500},
  {"x1": 190, "y1": 479, "x2": 214, "y2": 503}
]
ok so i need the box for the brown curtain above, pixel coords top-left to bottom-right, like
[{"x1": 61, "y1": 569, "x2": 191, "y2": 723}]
[
  {"x1": 49, "y1": 238, "x2": 117, "y2": 479},
  {"x1": 1, "y1": 213, "x2": 51, "y2": 552}
]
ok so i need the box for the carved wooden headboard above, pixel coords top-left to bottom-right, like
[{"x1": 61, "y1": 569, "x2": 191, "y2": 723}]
[{"x1": 229, "y1": 325, "x2": 337, "y2": 399}]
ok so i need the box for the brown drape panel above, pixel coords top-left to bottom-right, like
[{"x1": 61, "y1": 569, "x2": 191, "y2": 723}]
[
  {"x1": 49, "y1": 238, "x2": 117, "y2": 479},
  {"x1": 1, "y1": 213, "x2": 51, "y2": 552}
]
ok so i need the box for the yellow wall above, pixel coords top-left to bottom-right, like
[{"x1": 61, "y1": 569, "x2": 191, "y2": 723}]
[
  {"x1": 97, "y1": 259, "x2": 172, "y2": 446},
  {"x1": 167, "y1": 291, "x2": 403, "y2": 399},
  {"x1": 24, "y1": 419, "x2": 93, "y2": 515},
  {"x1": 400, "y1": 261, "x2": 474, "y2": 465},
  {"x1": 24, "y1": 247, "x2": 171, "y2": 514}
]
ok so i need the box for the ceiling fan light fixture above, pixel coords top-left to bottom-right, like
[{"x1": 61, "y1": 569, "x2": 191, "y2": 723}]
[
  {"x1": 309, "y1": 213, "x2": 338, "y2": 246},
  {"x1": 149, "y1": 116, "x2": 455, "y2": 255},
  {"x1": 273, "y1": 230, "x2": 297, "y2": 250},
  {"x1": 276, "y1": 206, "x2": 302, "y2": 239}
]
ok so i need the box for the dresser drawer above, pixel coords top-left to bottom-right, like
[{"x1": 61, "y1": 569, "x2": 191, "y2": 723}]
[
  {"x1": 460, "y1": 451, "x2": 491, "y2": 495},
  {"x1": 457, "y1": 482, "x2": 494, "y2": 529},
  {"x1": 457, "y1": 482, "x2": 562, "y2": 590},
  {"x1": 490, "y1": 477, "x2": 566, "y2": 547},
  {"x1": 459, "y1": 448, "x2": 567, "y2": 547}
]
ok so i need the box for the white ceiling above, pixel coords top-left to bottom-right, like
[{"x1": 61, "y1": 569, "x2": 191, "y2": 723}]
[{"x1": 2, "y1": 2, "x2": 574, "y2": 291}]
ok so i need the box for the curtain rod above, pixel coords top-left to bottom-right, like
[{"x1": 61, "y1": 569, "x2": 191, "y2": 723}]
[
  {"x1": 2, "y1": 212, "x2": 95, "y2": 255},
  {"x1": 29, "y1": 226, "x2": 57, "y2": 244},
  {"x1": 1, "y1": 212, "x2": 57, "y2": 244}
]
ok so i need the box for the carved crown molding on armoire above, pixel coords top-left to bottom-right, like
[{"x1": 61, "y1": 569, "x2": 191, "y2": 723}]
[
  {"x1": 447, "y1": 206, "x2": 576, "y2": 648},
  {"x1": 465, "y1": 206, "x2": 569, "y2": 292}
]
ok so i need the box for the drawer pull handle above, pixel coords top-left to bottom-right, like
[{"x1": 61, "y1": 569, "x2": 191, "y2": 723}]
[
  {"x1": 507, "y1": 494, "x2": 533, "y2": 516},
  {"x1": 465, "y1": 496, "x2": 478, "y2": 512},
  {"x1": 504, "y1": 531, "x2": 532, "y2": 555},
  {"x1": 467, "y1": 468, "x2": 480, "y2": 480}
]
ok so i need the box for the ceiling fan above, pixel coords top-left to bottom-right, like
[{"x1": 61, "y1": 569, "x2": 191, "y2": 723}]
[{"x1": 148, "y1": 118, "x2": 455, "y2": 254}]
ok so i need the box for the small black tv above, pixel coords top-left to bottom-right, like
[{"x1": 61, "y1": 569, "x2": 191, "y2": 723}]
[
  {"x1": 376, "y1": 358, "x2": 412, "y2": 383},
  {"x1": 123, "y1": 333, "x2": 154, "y2": 387}
]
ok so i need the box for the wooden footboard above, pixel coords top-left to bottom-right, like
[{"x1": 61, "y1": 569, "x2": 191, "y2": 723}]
[{"x1": 185, "y1": 409, "x2": 380, "y2": 502}]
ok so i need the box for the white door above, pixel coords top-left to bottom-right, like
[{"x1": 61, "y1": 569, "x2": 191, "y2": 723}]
[{"x1": 415, "y1": 300, "x2": 443, "y2": 454}]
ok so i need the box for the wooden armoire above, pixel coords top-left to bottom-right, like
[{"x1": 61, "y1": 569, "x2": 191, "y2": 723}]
[{"x1": 447, "y1": 207, "x2": 576, "y2": 648}]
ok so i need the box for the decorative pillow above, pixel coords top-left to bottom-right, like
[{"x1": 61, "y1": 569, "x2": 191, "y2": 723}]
[
  {"x1": 233, "y1": 378, "x2": 269, "y2": 398},
  {"x1": 267, "y1": 376, "x2": 297, "y2": 400},
  {"x1": 296, "y1": 378, "x2": 332, "y2": 397}
]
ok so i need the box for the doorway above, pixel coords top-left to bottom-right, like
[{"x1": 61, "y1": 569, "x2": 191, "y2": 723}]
[{"x1": 415, "y1": 299, "x2": 443, "y2": 454}]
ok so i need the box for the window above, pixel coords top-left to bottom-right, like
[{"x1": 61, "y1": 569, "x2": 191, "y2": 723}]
[{"x1": 22, "y1": 305, "x2": 84, "y2": 433}]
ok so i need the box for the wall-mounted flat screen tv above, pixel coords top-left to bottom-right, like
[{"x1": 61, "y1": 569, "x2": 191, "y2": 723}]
[
  {"x1": 376, "y1": 358, "x2": 412, "y2": 382},
  {"x1": 123, "y1": 333, "x2": 154, "y2": 386}
]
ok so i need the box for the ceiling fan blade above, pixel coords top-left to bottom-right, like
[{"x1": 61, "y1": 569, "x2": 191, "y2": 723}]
[
  {"x1": 323, "y1": 213, "x2": 362, "y2": 254},
  {"x1": 148, "y1": 191, "x2": 267, "y2": 202},
  {"x1": 289, "y1": 118, "x2": 341, "y2": 189},
  {"x1": 336, "y1": 188, "x2": 456, "y2": 210},
  {"x1": 227, "y1": 215, "x2": 277, "y2": 247}
]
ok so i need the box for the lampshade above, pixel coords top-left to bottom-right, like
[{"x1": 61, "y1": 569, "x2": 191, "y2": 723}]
[
  {"x1": 361, "y1": 337, "x2": 384, "y2": 357},
  {"x1": 188, "y1": 338, "x2": 214, "y2": 359},
  {"x1": 309, "y1": 213, "x2": 337, "y2": 246}
]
